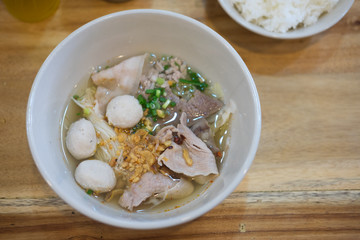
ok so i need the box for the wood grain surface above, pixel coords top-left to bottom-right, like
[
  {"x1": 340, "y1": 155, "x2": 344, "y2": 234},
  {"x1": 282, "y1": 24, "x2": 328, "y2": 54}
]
[{"x1": 1, "y1": 0, "x2": 359, "y2": 239}]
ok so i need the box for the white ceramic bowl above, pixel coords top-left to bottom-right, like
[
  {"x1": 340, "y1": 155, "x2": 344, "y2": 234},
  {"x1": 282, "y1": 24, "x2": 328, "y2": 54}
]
[
  {"x1": 218, "y1": 0, "x2": 354, "y2": 39},
  {"x1": 26, "y1": 9, "x2": 261, "y2": 229}
]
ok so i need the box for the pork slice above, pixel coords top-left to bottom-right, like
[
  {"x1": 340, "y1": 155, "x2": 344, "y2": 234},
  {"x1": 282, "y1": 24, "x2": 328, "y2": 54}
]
[
  {"x1": 91, "y1": 54, "x2": 146, "y2": 115},
  {"x1": 157, "y1": 178, "x2": 194, "y2": 200},
  {"x1": 118, "y1": 172, "x2": 176, "y2": 211},
  {"x1": 155, "y1": 125, "x2": 177, "y2": 144},
  {"x1": 158, "y1": 113, "x2": 218, "y2": 177},
  {"x1": 190, "y1": 118, "x2": 220, "y2": 154},
  {"x1": 164, "y1": 86, "x2": 180, "y2": 104},
  {"x1": 178, "y1": 90, "x2": 224, "y2": 119}
]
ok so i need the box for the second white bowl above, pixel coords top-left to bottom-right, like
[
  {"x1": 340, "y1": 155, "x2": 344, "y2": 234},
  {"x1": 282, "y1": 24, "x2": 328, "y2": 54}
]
[{"x1": 218, "y1": 0, "x2": 354, "y2": 39}]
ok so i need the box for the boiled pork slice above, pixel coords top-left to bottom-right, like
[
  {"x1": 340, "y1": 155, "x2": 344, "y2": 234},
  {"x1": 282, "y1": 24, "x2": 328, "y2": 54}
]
[
  {"x1": 155, "y1": 125, "x2": 177, "y2": 144},
  {"x1": 157, "y1": 113, "x2": 219, "y2": 177},
  {"x1": 177, "y1": 90, "x2": 223, "y2": 119},
  {"x1": 118, "y1": 172, "x2": 176, "y2": 211},
  {"x1": 91, "y1": 54, "x2": 146, "y2": 115},
  {"x1": 190, "y1": 118, "x2": 220, "y2": 154},
  {"x1": 158, "y1": 178, "x2": 194, "y2": 200},
  {"x1": 159, "y1": 89, "x2": 224, "y2": 126}
]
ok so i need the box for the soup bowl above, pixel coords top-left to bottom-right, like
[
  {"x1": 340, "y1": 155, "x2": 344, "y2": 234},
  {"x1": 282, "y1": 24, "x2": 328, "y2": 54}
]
[{"x1": 26, "y1": 9, "x2": 261, "y2": 229}]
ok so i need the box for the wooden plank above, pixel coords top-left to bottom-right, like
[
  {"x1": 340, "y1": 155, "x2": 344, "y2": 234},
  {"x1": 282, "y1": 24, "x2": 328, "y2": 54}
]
[
  {"x1": 0, "y1": 0, "x2": 359, "y2": 239},
  {"x1": 1, "y1": 191, "x2": 359, "y2": 239}
]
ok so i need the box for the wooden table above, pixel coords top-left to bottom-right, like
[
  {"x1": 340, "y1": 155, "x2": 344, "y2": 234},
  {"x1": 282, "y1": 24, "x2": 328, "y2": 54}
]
[{"x1": 1, "y1": 0, "x2": 359, "y2": 239}]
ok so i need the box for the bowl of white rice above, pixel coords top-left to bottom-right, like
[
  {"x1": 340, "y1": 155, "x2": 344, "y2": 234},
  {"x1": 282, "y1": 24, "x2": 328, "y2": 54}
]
[{"x1": 218, "y1": 0, "x2": 354, "y2": 39}]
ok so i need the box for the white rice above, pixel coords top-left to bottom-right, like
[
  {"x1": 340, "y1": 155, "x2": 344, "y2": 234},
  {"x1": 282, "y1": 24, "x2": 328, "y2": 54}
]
[{"x1": 233, "y1": 0, "x2": 339, "y2": 33}]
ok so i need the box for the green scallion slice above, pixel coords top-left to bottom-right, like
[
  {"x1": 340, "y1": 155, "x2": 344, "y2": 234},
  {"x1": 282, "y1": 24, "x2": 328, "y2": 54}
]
[
  {"x1": 86, "y1": 189, "x2": 93, "y2": 195},
  {"x1": 151, "y1": 109, "x2": 157, "y2": 116},
  {"x1": 156, "y1": 77, "x2": 165, "y2": 85},
  {"x1": 149, "y1": 102, "x2": 156, "y2": 109},
  {"x1": 137, "y1": 94, "x2": 147, "y2": 106},
  {"x1": 159, "y1": 96, "x2": 166, "y2": 102},
  {"x1": 162, "y1": 99, "x2": 171, "y2": 109},
  {"x1": 156, "y1": 109, "x2": 166, "y2": 118},
  {"x1": 145, "y1": 89, "x2": 155, "y2": 94},
  {"x1": 83, "y1": 108, "x2": 91, "y2": 116}
]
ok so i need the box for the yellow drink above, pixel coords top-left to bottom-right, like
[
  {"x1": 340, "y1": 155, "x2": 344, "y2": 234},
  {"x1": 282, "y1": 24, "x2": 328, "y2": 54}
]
[{"x1": 2, "y1": 0, "x2": 60, "y2": 22}]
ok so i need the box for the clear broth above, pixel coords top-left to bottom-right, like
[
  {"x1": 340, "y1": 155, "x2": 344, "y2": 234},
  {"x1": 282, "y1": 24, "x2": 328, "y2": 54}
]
[{"x1": 60, "y1": 53, "x2": 231, "y2": 212}]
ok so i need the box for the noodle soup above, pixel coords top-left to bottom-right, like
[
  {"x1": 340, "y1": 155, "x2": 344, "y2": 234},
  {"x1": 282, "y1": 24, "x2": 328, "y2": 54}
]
[{"x1": 61, "y1": 53, "x2": 234, "y2": 212}]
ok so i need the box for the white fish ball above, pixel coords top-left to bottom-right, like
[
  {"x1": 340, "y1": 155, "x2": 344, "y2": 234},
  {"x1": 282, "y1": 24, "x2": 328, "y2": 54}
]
[
  {"x1": 75, "y1": 160, "x2": 116, "y2": 193},
  {"x1": 66, "y1": 118, "x2": 97, "y2": 160},
  {"x1": 106, "y1": 95, "x2": 143, "y2": 128}
]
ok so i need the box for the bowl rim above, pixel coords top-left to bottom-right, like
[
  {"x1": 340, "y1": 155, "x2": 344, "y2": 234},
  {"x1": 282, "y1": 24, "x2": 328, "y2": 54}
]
[
  {"x1": 218, "y1": 0, "x2": 354, "y2": 39},
  {"x1": 26, "y1": 9, "x2": 261, "y2": 229}
]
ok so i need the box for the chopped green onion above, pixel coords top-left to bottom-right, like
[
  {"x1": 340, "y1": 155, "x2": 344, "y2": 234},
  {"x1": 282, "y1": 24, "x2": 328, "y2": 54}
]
[
  {"x1": 73, "y1": 94, "x2": 80, "y2": 100},
  {"x1": 156, "y1": 77, "x2": 165, "y2": 85},
  {"x1": 83, "y1": 108, "x2": 91, "y2": 116},
  {"x1": 162, "y1": 99, "x2": 171, "y2": 109},
  {"x1": 147, "y1": 95, "x2": 155, "y2": 101},
  {"x1": 141, "y1": 86, "x2": 175, "y2": 121},
  {"x1": 143, "y1": 128, "x2": 153, "y2": 135},
  {"x1": 179, "y1": 78, "x2": 208, "y2": 91},
  {"x1": 164, "y1": 64, "x2": 170, "y2": 70},
  {"x1": 149, "y1": 102, "x2": 156, "y2": 110},
  {"x1": 190, "y1": 73, "x2": 199, "y2": 81},
  {"x1": 158, "y1": 87, "x2": 165, "y2": 94},
  {"x1": 170, "y1": 101, "x2": 176, "y2": 107},
  {"x1": 86, "y1": 189, "x2": 93, "y2": 195},
  {"x1": 151, "y1": 109, "x2": 157, "y2": 116},
  {"x1": 131, "y1": 121, "x2": 146, "y2": 133},
  {"x1": 156, "y1": 109, "x2": 166, "y2": 118},
  {"x1": 137, "y1": 94, "x2": 147, "y2": 106},
  {"x1": 145, "y1": 89, "x2": 155, "y2": 94},
  {"x1": 159, "y1": 96, "x2": 166, "y2": 102},
  {"x1": 179, "y1": 79, "x2": 199, "y2": 85},
  {"x1": 76, "y1": 112, "x2": 81, "y2": 116}
]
